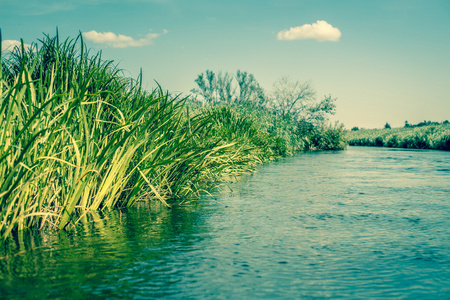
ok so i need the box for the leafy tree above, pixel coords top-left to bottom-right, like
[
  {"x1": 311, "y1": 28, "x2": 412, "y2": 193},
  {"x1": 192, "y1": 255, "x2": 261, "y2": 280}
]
[
  {"x1": 384, "y1": 122, "x2": 391, "y2": 129},
  {"x1": 417, "y1": 120, "x2": 428, "y2": 127},
  {"x1": 351, "y1": 126, "x2": 359, "y2": 131},
  {"x1": 191, "y1": 70, "x2": 236, "y2": 104},
  {"x1": 191, "y1": 69, "x2": 265, "y2": 106},
  {"x1": 236, "y1": 70, "x2": 265, "y2": 106},
  {"x1": 215, "y1": 71, "x2": 235, "y2": 103},
  {"x1": 267, "y1": 77, "x2": 314, "y2": 117},
  {"x1": 267, "y1": 77, "x2": 336, "y2": 127},
  {"x1": 306, "y1": 94, "x2": 337, "y2": 126}
]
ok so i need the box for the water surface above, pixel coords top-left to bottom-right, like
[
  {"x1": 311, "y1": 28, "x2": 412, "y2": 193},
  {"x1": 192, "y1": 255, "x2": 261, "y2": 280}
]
[{"x1": 1, "y1": 147, "x2": 449, "y2": 299}]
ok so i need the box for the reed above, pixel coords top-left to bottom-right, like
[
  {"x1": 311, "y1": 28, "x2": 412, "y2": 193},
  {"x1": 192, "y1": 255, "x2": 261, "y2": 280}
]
[
  {"x1": 0, "y1": 33, "x2": 233, "y2": 238},
  {"x1": 1, "y1": 32, "x2": 347, "y2": 240},
  {"x1": 0, "y1": 33, "x2": 286, "y2": 239}
]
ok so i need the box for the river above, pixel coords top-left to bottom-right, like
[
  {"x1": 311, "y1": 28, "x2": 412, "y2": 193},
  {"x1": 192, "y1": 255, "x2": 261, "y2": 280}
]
[{"x1": 1, "y1": 147, "x2": 449, "y2": 299}]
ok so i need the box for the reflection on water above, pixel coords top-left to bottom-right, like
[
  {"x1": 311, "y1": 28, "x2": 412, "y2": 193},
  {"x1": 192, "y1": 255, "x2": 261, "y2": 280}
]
[
  {"x1": 0, "y1": 202, "x2": 212, "y2": 298},
  {"x1": 1, "y1": 147, "x2": 450, "y2": 299}
]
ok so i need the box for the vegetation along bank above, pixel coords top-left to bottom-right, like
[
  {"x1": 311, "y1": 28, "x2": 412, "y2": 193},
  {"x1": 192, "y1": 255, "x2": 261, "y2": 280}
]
[
  {"x1": 347, "y1": 121, "x2": 450, "y2": 150},
  {"x1": 0, "y1": 33, "x2": 345, "y2": 239}
]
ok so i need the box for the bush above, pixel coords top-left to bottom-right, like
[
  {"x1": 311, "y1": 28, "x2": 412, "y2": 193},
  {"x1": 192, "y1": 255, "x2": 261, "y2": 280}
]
[
  {"x1": 386, "y1": 135, "x2": 398, "y2": 147},
  {"x1": 311, "y1": 123, "x2": 347, "y2": 150}
]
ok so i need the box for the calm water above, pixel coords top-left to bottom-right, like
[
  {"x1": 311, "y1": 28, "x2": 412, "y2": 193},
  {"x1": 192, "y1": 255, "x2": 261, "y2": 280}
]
[{"x1": 1, "y1": 147, "x2": 449, "y2": 299}]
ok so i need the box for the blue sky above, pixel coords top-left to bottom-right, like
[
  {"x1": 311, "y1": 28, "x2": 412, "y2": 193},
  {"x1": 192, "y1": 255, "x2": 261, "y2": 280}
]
[{"x1": 1, "y1": 0, "x2": 449, "y2": 128}]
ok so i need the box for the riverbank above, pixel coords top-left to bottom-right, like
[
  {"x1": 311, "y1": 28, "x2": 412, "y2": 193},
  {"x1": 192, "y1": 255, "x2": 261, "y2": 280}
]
[
  {"x1": 346, "y1": 123, "x2": 450, "y2": 150},
  {"x1": 0, "y1": 33, "x2": 346, "y2": 239}
]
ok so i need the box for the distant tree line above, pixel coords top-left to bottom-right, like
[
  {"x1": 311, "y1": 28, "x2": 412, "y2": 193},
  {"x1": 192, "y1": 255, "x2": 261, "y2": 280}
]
[
  {"x1": 351, "y1": 120, "x2": 450, "y2": 131},
  {"x1": 404, "y1": 120, "x2": 449, "y2": 128}
]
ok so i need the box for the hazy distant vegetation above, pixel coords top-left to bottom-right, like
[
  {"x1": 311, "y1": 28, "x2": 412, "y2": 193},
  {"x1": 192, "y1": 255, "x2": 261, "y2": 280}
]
[
  {"x1": 0, "y1": 33, "x2": 345, "y2": 239},
  {"x1": 347, "y1": 121, "x2": 450, "y2": 150}
]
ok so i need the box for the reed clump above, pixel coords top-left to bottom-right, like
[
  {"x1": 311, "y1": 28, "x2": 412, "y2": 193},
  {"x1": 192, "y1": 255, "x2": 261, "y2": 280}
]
[
  {"x1": 1, "y1": 33, "x2": 346, "y2": 239},
  {"x1": 0, "y1": 33, "x2": 250, "y2": 238}
]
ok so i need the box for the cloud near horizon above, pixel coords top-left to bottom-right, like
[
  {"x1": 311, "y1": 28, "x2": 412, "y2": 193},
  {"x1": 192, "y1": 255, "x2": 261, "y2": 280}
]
[
  {"x1": 1, "y1": 40, "x2": 33, "y2": 51},
  {"x1": 277, "y1": 20, "x2": 341, "y2": 42},
  {"x1": 82, "y1": 30, "x2": 165, "y2": 48}
]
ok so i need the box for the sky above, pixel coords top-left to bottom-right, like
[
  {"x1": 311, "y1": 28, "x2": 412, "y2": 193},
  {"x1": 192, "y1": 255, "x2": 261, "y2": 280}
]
[{"x1": 1, "y1": 0, "x2": 449, "y2": 129}]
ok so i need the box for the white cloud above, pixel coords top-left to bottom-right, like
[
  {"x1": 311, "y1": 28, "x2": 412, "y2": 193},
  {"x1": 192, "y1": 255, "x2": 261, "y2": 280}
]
[
  {"x1": 277, "y1": 20, "x2": 341, "y2": 42},
  {"x1": 1, "y1": 40, "x2": 33, "y2": 52},
  {"x1": 82, "y1": 30, "x2": 161, "y2": 48}
]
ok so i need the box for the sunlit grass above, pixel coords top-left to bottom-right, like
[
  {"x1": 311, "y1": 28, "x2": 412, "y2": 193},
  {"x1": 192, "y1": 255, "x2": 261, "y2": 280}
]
[
  {"x1": 0, "y1": 33, "x2": 236, "y2": 238},
  {"x1": 0, "y1": 33, "x2": 282, "y2": 239},
  {"x1": 0, "y1": 32, "x2": 347, "y2": 240}
]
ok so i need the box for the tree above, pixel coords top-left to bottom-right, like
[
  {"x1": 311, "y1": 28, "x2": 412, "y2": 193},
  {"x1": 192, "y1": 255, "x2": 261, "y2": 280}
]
[
  {"x1": 384, "y1": 122, "x2": 391, "y2": 129},
  {"x1": 306, "y1": 94, "x2": 337, "y2": 126},
  {"x1": 267, "y1": 77, "x2": 314, "y2": 117},
  {"x1": 267, "y1": 77, "x2": 336, "y2": 127},
  {"x1": 191, "y1": 69, "x2": 265, "y2": 106},
  {"x1": 235, "y1": 70, "x2": 265, "y2": 106},
  {"x1": 191, "y1": 70, "x2": 236, "y2": 105}
]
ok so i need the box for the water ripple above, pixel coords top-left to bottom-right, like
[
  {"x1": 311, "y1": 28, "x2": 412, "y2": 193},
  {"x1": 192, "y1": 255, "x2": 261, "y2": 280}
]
[{"x1": 1, "y1": 147, "x2": 450, "y2": 299}]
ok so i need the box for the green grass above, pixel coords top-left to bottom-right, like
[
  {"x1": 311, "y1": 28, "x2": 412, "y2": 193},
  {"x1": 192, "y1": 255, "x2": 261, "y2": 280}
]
[
  {"x1": 346, "y1": 124, "x2": 450, "y2": 150},
  {"x1": 0, "y1": 32, "x2": 346, "y2": 240}
]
